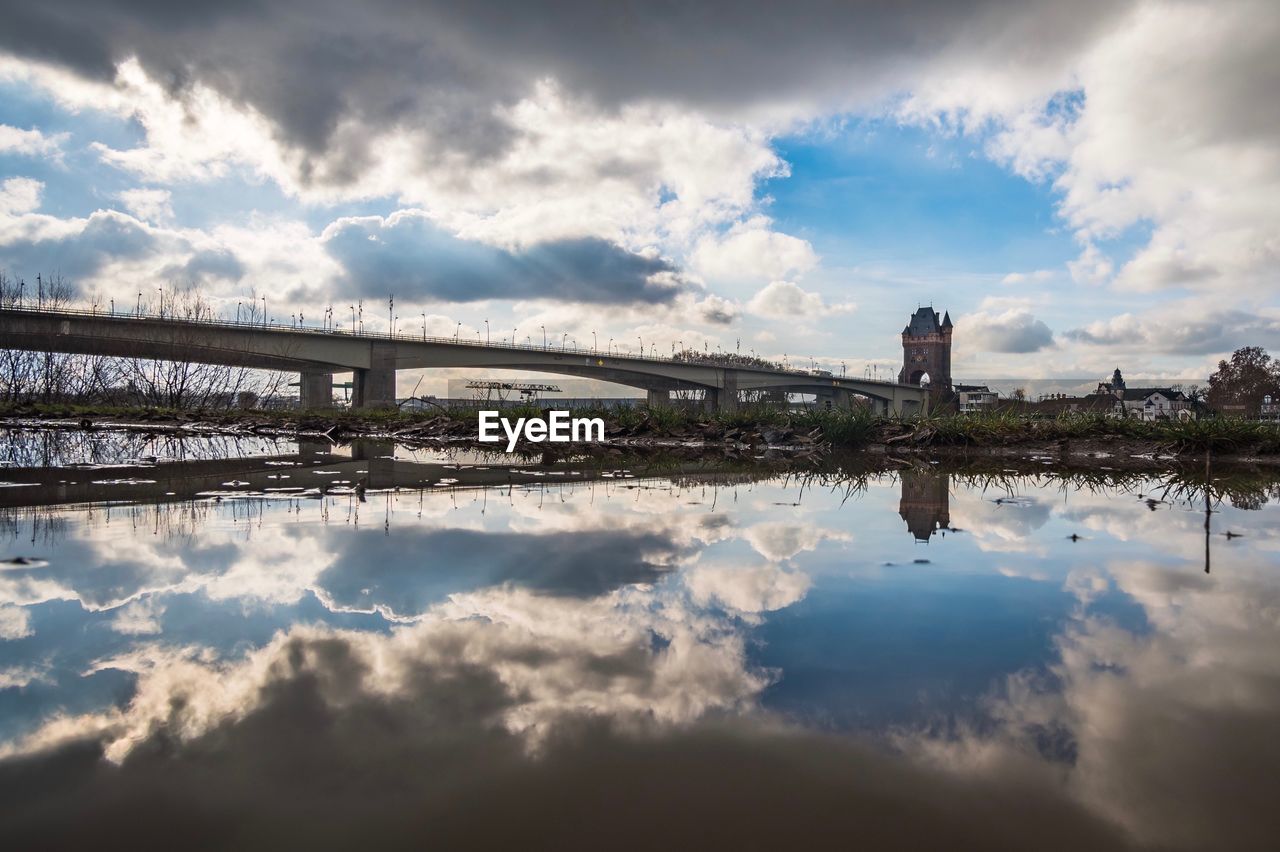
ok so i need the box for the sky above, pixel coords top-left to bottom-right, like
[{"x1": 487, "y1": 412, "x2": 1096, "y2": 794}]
[{"x1": 1, "y1": 0, "x2": 1278, "y2": 396}]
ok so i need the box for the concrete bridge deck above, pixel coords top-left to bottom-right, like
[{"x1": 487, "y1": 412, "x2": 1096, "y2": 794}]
[{"x1": 0, "y1": 306, "x2": 929, "y2": 414}]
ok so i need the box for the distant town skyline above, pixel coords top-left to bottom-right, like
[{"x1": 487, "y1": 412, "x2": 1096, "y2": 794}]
[{"x1": 1, "y1": 1, "x2": 1277, "y2": 398}]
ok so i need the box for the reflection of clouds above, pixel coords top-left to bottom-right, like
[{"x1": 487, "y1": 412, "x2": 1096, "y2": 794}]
[
  {"x1": 742, "y1": 521, "x2": 850, "y2": 561},
  {"x1": 108, "y1": 599, "x2": 164, "y2": 635},
  {"x1": 6, "y1": 578, "x2": 774, "y2": 762},
  {"x1": 949, "y1": 494, "x2": 1051, "y2": 555},
  {"x1": 685, "y1": 563, "x2": 811, "y2": 615},
  {"x1": 0, "y1": 590, "x2": 1140, "y2": 851},
  {"x1": 0, "y1": 492, "x2": 734, "y2": 623},
  {"x1": 0, "y1": 604, "x2": 32, "y2": 640},
  {"x1": 906, "y1": 554, "x2": 1280, "y2": 851},
  {"x1": 313, "y1": 527, "x2": 693, "y2": 620},
  {"x1": 0, "y1": 664, "x2": 49, "y2": 690}
]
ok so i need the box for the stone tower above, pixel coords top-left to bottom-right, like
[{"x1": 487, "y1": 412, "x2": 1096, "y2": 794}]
[{"x1": 898, "y1": 306, "x2": 953, "y2": 390}]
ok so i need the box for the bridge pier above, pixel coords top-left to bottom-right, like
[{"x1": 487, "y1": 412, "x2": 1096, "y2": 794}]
[
  {"x1": 707, "y1": 374, "x2": 739, "y2": 414},
  {"x1": 353, "y1": 344, "x2": 398, "y2": 409},
  {"x1": 299, "y1": 371, "x2": 334, "y2": 409},
  {"x1": 814, "y1": 387, "x2": 854, "y2": 410},
  {"x1": 646, "y1": 389, "x2": 670, "y2": 407}
]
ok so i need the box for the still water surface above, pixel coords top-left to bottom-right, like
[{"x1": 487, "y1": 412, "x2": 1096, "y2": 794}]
[{"x1": 0, "y1": 430, "x2": 1277, "y2": 849}]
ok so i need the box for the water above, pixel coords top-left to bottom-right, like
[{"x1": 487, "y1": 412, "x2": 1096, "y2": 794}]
[{"x1": 1, "y1": 430, "x2": 1278, "y2": 850}]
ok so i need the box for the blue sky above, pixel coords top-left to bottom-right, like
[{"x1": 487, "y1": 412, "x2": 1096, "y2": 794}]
[{"x1": 1, "y1": 1, "x2": 1277, "y2": 395}]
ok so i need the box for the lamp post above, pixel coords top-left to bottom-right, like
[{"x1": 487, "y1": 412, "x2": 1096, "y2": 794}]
[
  {"x1": 562, "y1": 333, "x2": 568, "y2": 350},
  {"x1": 350, "y1": 305, "x2": 356, "y2": 331},
  {"x1": 541, "y1": 325, "x2": 546, "y2": 348},
  {"x1": 592, "y1": 331, "x2": 597, "y2": 351},
  {"x1": 455, "y1": 322, "x2": 461, "y2": 343},
  {"x1": 388, "y1": 295, "x2": 394, "y2": 337},
  {"x1": 422, "y1": 313, "x2": 427, "y2": 340},
  {"x1": 136, "y1": 291, "x2": 141, "y2": 316},
  {"x1": 263, "y1": 296, "x2": 268, "y2": 327},
  {"x1": 484, "y1": 319, "x2": 489, "y2": 345}
]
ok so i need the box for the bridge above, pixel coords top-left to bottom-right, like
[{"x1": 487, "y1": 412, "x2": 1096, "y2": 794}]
[{"x1": 0, "y1": 306, "x2": 930, "y2": 414}]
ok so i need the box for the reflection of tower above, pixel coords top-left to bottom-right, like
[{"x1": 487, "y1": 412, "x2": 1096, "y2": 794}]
[
  {"x1": 897, "y1": 306, "x2": 953, "y2": 391},
  {"x1": 898, "y1": 469, "x2": 951, "y2": 542}
]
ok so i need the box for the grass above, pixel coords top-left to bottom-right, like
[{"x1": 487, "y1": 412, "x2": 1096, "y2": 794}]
[{"x1": 3, "y1": 400, "x2": 1279, "y2": 455}]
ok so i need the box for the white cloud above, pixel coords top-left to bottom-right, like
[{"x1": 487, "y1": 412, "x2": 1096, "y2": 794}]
[
  {"x1": 0, "y1": 177, "x2": 43, "y2": 215},
  {"x1": 746, "y1": 280, "x2": 855, "y2": 319},
  {"x1": 0, "y1": 124, "x2": 65, "y2": 160},
  {"x1": 117, "y1": 188, "x2": 174, "y2": 224},
  {"x1": 691, "y1": 217, "x2": 818, "y2": 284}
]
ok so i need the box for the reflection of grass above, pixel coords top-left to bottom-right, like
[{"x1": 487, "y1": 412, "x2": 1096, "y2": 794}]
[{"x1": 6, "y1": 402, "x2": 1280, "y2": 456}]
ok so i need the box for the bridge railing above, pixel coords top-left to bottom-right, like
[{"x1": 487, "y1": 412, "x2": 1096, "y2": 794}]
[{"x1": 0, "y1": 301, "x2": 903, "y2": 384}]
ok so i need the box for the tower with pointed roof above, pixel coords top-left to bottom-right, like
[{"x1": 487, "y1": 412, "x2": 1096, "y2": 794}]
[{"x1": 898, "y1": 306, "x2": 953, "y2": 391}]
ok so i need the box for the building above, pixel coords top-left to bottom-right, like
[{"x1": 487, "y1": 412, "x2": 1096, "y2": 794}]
[
  {"x1": 898, "y1": 306, "x2": 953, "y2": 391},
  {"x1": 1257, "y1": 394, "x2": 1279, "y2": 422},
  {"x1": 955, "y1": 383, "x2": 997, "y2": 413},
  {"x1": 1089, "y1": 369, "x2": 1195, "y2": 420},
  {"x1": 1113, "y1": 386, "x2": 1193, "y2": 421},
  {"x1": 1094, "y1": 367, "x2": 1126, "y2": 396}
]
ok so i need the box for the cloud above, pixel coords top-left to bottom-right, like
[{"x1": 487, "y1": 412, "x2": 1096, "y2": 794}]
[
  {"x1": 0, "y1": 177, "x2": 42, "y2": 215},
  {"x1": 0, "y1": 125, "x2": 65, "y2": 160},
  {"x1": 116, "y1": 188, "x2": 173, "y2": 224},
  {"x1": 693, "y1": 294, "x2": 740, "y2": 325},
  {"x1": 746, "y1": 280, "x2": 855, "y2": 319},
  {"x1": 0, "y1": 2, "x2": 1123, "y2": 174},
  {"x1": 1063, "y1": 305, "x2": 1280, "y2": 355},
  {"x1": 691, "y1": 219, "x2": 817, "y2": 284},
  {"x1": 323, "y1": 211, "x2": 685, "y2": 304},
  {"x1": 967, "y1": 308, "x2": 1055, "y2": 353},
  {"x1": 1001, "y1": 269, "x2": 1055, "y2": 286}
]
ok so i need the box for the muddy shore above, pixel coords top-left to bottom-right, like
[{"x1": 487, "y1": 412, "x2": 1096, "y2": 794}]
[{"x1": 4, "y1": 408, "x2": 1278, "y2": 473}]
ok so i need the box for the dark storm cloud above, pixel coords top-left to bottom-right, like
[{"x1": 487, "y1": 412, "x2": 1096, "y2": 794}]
[
  {"x1": 324, "y1": 214, "x2": 682, "y2": 304},
  {"x1": 0, "y1": 1, "x2": 1133, "y2": 186}
]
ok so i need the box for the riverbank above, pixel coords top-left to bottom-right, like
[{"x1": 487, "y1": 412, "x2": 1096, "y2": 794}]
[{"x1": 3, "y1": 402, "x2": 1279, "y2": 468}]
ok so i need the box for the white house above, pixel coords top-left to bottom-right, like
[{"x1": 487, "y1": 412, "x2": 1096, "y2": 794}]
[
  {"x1": 1117, "y1": 388, "x2": 1193, "y2": 421},
  {"x1": 956, "y1": 383, "x2": 998, "y2": 414}
]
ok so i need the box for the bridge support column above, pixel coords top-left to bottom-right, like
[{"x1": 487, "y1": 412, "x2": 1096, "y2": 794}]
[
  {"x1": 646, "y1": 389, "x2": 670, "y2": 407},
  {"x1": 353, "y1": 344, "x2": 397, "y2": 409},
  {"x1": 815, "y1": 387, "x2": 853, "y2": 411},
  {"x1": 707, "y1": 374, "x2": 739, "y2": 414},
  {"x1": 299, "y1": 371, "x2": 334, "y2": 409}
]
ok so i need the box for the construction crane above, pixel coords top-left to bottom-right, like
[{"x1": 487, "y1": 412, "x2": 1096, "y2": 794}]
[{"x1": 464, "y1": 380, "x2": 562, "y2": 404}]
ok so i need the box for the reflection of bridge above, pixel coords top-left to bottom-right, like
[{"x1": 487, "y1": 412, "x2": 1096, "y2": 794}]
[
  {"x1": 0, "y1": 307, "x2": 929, "y2": 414},
  {"x1": 0, "y1": 441, "x2": 747, "y2": 510}
]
